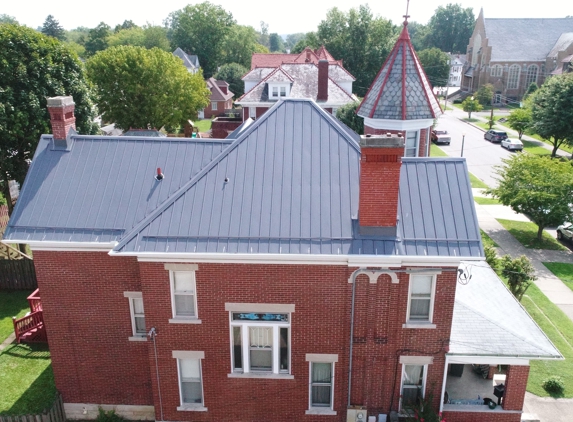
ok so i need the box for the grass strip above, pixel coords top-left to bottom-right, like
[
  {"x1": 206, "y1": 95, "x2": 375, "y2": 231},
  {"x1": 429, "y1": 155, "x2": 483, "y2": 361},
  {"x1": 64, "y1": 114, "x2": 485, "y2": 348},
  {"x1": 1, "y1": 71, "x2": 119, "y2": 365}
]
[
  {"x1": 543, "y1": 262, "x2": 573, "y2": 293},
  {"x1": 496, "y1": 218, "x2": 566, "y2": 251}
]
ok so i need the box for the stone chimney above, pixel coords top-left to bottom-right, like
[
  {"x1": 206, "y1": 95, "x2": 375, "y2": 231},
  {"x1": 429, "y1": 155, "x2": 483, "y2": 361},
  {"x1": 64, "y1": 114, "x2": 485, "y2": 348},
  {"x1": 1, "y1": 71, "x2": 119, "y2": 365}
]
[
  {"x1": 47, "y1": 96, "x2": 76, "y2": 148},
  {"x1": 317, "y1": 60, "x2": 329, "y2": 102},
  {"x1": 358, "y1": 134, "x2": 404, "y2": 236}
]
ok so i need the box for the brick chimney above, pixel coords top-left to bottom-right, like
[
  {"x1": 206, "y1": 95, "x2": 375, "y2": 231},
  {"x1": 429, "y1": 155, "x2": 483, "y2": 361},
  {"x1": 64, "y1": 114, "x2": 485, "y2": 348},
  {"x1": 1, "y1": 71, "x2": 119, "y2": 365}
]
[
  {"x1": 305, "y1": 49, "x2": 311, "y2": 62},
  {"x1": 358, "y1": 134, "x2": 404, "y2": 236},
  {"x1": 47, "y1": 96, "x2": 76, "y2": 148},
  {"x1": 317, "y1": 60, "x2": 329, "y2": 102}
]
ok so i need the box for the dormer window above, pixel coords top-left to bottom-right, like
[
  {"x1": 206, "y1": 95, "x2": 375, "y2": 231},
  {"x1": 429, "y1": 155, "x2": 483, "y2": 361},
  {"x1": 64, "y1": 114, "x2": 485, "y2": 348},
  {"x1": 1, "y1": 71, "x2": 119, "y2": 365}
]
[{"x1": 269, "y1": 83, "x2": 290, "y2": 100}]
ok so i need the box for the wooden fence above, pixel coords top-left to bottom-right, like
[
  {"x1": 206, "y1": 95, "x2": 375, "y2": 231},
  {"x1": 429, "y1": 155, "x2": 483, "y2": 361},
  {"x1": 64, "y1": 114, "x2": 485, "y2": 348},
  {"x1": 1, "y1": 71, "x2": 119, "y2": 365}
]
[
  {"x1": 0, "y1": 205, "x2": 8, "y2": 235},
  {"x1": 0, "y1": 393, "x2": 65, "y2": 422},
  {"x1": 0, "y1": 258, "x2": 37, "y2": 290}
]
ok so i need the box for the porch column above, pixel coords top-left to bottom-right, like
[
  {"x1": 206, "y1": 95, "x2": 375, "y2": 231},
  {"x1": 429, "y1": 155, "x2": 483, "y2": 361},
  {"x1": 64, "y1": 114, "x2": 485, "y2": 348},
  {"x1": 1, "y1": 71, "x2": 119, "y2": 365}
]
[{"x1": 502, "y1": 365, "x2": 530, "y2": 410}]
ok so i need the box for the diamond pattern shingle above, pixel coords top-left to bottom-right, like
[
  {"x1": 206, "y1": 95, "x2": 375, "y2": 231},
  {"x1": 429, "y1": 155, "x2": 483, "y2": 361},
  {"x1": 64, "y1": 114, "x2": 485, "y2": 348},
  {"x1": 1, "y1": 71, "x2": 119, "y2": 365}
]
[{"x1": 357, "y1": 24, "x2": 441, "y2": 121}]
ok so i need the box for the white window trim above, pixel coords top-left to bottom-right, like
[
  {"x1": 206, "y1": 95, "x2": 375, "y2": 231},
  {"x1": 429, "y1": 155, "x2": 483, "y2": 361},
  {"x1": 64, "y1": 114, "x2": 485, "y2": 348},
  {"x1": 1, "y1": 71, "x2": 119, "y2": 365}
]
[
  {"x1": 507, "y1": 65, "x2": 521, "y2": 90},
  {"x1": 306, "y1": 354, "x2": 337, "y2": 415},
  {"x1": 167, "y1": 264, "x2": 201, "y2": 324},
  {"x1": 405, "y1": 274, "x2": 437, "y2": 326},
  {"x1": 174, "y1": 351, "x2": 207, "y2": 412},
  {"x1": 404, "y1": 130, "x2": 420, "y2": 157},
  {"x1": 228, "y1": 305, "x2": 292, "y2": 376},
  {"x1": 123, "y1": 291, "x2": 147, "y2": 341},
  {"x1": 399, "y1": 363, "x2": 428, "y2": 412},
  {"x1": 249, "y1": 107, "x2": 256, "y2": 119},
  {"x1": 268, "y1": 83, "x2": 290, "y2": 99},
  {"x1": 212, "y1": 102, "x2": 218, "y2": 111}
]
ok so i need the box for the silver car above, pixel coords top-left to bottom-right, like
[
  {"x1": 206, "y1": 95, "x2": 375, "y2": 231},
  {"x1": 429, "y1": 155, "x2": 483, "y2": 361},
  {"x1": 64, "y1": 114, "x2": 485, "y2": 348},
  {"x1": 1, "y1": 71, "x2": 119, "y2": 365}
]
[
  {"x1": 557, "y1": 223, "x2": 573, "y2": 242},
  {"x1": 501, "y1": 138, "x2": 523, "y2": 151}
]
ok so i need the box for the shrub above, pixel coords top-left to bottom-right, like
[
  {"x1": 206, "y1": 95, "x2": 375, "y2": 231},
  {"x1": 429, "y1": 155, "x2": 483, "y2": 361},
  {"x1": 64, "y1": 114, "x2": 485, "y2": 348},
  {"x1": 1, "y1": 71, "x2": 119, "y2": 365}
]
[
  {"x1": 97, "y1": 408, "x2": 127, "y2": 422},
  {"x1": 500, "y1": 255, "x2": 536, "y2": 301},
  {"x1": 542, "y1": 376, "x2": 565, "y2": 395},
  {"x1": 484, "y1": 244, "x2": 500, "y2": 273}
]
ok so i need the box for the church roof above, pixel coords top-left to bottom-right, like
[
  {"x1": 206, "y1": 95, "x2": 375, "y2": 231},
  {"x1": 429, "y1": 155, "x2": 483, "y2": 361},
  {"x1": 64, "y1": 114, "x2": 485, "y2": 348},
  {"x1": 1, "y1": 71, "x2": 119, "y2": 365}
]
[{"x1": 357, "y1": 23, "x2": 441, "y2": 121}]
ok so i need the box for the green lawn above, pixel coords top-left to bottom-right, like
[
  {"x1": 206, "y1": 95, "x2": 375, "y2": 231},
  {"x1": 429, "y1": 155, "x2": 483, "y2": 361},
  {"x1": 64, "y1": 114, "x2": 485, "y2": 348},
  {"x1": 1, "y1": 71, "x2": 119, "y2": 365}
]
[
  {"x1": 0, "y1": 290, "x2": 33, "y2": 341},
  {"x1": 0, "y1": 344, "x2": 56, "y2": 414},
  {"x1": 543, "y1": 262, "x2": 573, "y2": 293},
  {"x1": 496, "y1": 219, "x2": 567, "y2": 251},
  {"x1": 522, "y1": 140, "x2": 552, "y2": 156},
  {"x1": 474, "y1": 196, "x2": 500, "y2": 205},
  {"x1": 430, "y1": 144, "x2": 448, "y2": 157},
  {"x1": 522, "y1": 283, "x2": 573, "y2": 397},
  {"x1": 480, "y1": 228, "x2": 498, "y2": 248},
  {"x1": 469, "y1": 173, "x2": 488, "y2": 189},
  {"x1": 193, "y1": 119, "x2": 212, "y2": 132}
]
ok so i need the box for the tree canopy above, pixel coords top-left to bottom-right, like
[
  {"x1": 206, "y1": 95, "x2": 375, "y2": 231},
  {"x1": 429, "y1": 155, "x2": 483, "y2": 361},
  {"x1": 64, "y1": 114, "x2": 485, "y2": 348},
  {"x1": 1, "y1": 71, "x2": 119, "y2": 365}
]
[
  {"x1": 426, "y1": 4, "x2": 474, "y2": 53},
  {"x1": 85, "y1": 22, "x2": 111, "y2": 56},
  {"x1": 41, "y1": 15, "x2": 66, "y2": 41},
  {"x1": 86, "y1": 46, "x2": 210, "y2": 130},
  {"x1": 529, "y1": 73, "x2": 573, "y2": 157},
  {"x1": 336, "y1": 101, "x2": 364, "y2": 135},
  {"x1": 0, "y1": 24, "x2": 97, "y2": 208},
  {"x1": 475, "y1": 83, "x2": 494, "y2": 106},
  {"x1": 222, "y1": 25, "x2": 268, "y2": 69},
  {"x1": 0, "y1": 14, "x2": 18, "y2": 25},
  {"x1": 269, "y1": 33, "x2": 285, "y2": 52},
  {"x1": 167, "y1": 1, "x2": 235, "y2": 77},
  {"x1": 461, "y1": 96, "x2": 482, "y2": 118},
  {"x1": 107, "y1": 25, "x2": 170, "y2": 51},
  {"x1": 417, "y1": 48, "x2": 450, "y2": 88},
  {"x1": 486, "y1": 154, "x2": 573, "y2": 240},
  {"x1": 214, "y1": 63, "x2": 248, "y2": 98},
  {"x1": 507, "y1": 107, "x2": 532, "y2": 140},
  {"x1": 317, "y1": 4, "x2": 396, "y2": 97}
]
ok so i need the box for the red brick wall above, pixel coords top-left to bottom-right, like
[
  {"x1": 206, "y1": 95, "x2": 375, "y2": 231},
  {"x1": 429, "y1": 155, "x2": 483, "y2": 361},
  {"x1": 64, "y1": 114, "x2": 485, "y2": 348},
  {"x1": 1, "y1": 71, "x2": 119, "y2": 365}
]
[
  {"x1": 359, "y1": 146, "x2": 403, "y2": 227},
  {"x1": 48, "y1": 103, "x2": 76, "y2": 140},
  {"x1": 211, "y1": 118, "x2": 242, "y2": 139},
  {"x1": 503, "y1": 365, "x2": 530, "y2": 410},
  {"x1": 441, "y1": 412, "x2": 522, "y2": 422},
  {"x1": 33, "y1": 251, "x2": 153, "y2": 405},
  {"x1": 34, "y1": 252, "x2": 457, "y2": 421}
]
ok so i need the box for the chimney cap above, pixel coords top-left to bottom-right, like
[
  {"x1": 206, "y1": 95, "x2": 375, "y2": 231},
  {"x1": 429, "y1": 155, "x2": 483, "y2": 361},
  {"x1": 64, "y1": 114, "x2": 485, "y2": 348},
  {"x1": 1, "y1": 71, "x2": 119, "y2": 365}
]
[
  {"x1": 47, "y1": 96, "x2": 75, "y2": 107},
  {"x1": 359, "y1": 134, "x2": 404, "y2": 148}
]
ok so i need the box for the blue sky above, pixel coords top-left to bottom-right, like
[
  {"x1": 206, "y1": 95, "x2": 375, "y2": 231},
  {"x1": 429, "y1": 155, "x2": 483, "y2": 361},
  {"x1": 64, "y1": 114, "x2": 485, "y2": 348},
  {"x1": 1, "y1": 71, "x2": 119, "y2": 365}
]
[{"x1": 3, "y1": 0, "x2": 571, "y2": 35}]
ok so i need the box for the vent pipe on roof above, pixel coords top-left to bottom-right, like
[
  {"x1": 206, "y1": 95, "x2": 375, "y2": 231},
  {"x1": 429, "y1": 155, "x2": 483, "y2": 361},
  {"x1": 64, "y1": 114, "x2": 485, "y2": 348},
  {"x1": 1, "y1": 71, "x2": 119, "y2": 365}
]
[{"x1": 156, "y1": 168, "x2": 164, "y2": 180}]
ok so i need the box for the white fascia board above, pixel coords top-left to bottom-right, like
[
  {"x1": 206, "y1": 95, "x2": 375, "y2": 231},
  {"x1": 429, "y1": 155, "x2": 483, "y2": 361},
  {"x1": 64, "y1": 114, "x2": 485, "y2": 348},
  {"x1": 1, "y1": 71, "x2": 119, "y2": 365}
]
[
  {"x1": 447, "y1": 355, "x2": 533, "y2": 365},
  {"x1": 363, "y1": 117, "x2": 434, "y2": 131},
  {"x1": 234, "y1": 101, "x2": 271, "y2": 108},
  {"x1": 109, "y1": 251, "x2": 483, "y2": 267},
  {"x1": 6, "y1": 240, "x2": 117, "y2": 252}
]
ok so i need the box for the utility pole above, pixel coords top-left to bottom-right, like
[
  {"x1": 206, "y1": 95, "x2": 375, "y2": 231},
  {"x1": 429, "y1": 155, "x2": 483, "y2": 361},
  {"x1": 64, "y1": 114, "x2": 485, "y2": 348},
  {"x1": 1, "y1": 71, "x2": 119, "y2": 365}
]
[{"x1": 443, "y1": 56, "x2": 451, "y2": 111}]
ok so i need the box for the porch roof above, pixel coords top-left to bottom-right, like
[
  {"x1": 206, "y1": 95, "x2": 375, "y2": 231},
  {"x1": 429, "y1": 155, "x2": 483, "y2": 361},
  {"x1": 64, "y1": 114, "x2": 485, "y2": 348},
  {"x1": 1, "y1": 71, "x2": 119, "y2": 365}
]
[{"x1": 450, "y1": 263, "x2": 562, "y2": 359}]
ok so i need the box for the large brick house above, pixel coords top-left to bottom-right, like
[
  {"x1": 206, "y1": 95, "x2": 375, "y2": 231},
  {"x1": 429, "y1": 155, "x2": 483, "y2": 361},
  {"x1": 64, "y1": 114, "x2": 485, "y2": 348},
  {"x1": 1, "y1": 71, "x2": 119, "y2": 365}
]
[
  {"x1": 236, "y1": 47, "x2": 357, "y2": 120},
  {"x1": 3, "y1": 92, "x2": 560, "y2": 422},
  {"x1": 462, "y1": 9, "x2": 573, "y2": 102},
  {"x1": 200, "y1": 77, "x2": 234, "y2": 119}
]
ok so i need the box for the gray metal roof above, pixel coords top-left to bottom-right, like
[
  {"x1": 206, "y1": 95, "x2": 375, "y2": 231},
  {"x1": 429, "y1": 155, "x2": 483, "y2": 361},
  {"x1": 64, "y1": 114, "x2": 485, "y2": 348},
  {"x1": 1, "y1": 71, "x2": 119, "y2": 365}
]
[
  {"x1": 485, "y1": 18, "x2": 573, "y2": 62},
  {"x1": 173, "y1": 47, "x2": 200, "y2": 70},
  {"x1": 5, "y1": 99, "x2": 482, "y2": 259},
  {"x1": 357, "y1": 25, "x2": 441, "y2": 120},
  {"x1": 450, "y1": 263, "x2": 561, "y2": 359}
]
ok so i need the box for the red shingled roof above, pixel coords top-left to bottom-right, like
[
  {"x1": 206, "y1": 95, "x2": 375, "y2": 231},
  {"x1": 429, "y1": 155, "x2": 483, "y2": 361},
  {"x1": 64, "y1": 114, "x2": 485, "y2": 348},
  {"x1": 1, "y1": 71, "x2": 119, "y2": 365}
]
[{"x1": 250, "y1": 46, "x2": 342, "y2": 69}]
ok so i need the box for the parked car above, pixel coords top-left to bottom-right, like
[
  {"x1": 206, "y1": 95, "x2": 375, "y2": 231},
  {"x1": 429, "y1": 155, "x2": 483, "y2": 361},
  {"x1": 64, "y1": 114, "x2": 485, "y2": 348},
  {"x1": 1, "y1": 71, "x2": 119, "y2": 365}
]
[
  {"x1": 557, "y1": 222, "x2": 573, "y2": 243},
  {"x1": 431, "y1": 130, "x2": 451, "y2": 145},
  {"x1": 500, "y1": 138, "x2": 523, "y2": 151},
  {"x1": 484, "y1": 130, "x2": 508, "y2": 143}
]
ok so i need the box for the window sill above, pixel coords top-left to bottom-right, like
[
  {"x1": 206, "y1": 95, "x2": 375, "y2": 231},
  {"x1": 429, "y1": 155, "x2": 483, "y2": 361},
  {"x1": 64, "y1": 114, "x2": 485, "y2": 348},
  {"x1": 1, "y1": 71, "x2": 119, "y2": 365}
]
[
  {"x1": 306, "y1": 409, "x2": 337, "y2": 415},
  {"x1": 128, "y1": 336, "x2": 147, "y2": 342},
  {"x1": 169, "y1": 318, "x2": 202, "y2": 324},
  {"x1": 177, "y1": 405, "x2": 207, "y2": 412},
  {"x1": 402, "y1": 323, "x2": 436, "y2": 329},
  {"x1": 227, "y1": 373, "x2": 294, "y2": 380}
]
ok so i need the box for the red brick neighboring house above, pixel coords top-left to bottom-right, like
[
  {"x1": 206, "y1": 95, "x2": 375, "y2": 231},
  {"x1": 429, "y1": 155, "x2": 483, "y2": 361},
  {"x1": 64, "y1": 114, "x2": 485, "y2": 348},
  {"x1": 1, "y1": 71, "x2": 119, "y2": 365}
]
[
  {"x1": 4, "y1": 91, "x2": 559, "y2": 422},
  {"x1": 200, "y1": 77, "x2": 234, "y2": 119},
  {"x1": 236, "y1": 46, "x2": 357, "y2": 120}
]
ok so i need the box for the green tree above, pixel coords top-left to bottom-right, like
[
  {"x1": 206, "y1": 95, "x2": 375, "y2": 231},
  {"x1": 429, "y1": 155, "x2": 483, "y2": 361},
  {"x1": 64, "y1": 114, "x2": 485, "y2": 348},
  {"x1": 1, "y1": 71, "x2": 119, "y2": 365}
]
[
  {"x1": 461, "y1": 96, "x2": 482, "y2": 118},
  {"x1": 269, "y1": 33, "x2": 285, "y2": 52},
  {"x1": 417, "y1": 48, "x2": 450, "y2": 88},
  {"x1": 222, "y1": 25, "x2": 267, "y2": 69},
  {"x1": 114, "y1": 20, "x2": 137, "y2": 33},
  {"x1": 142, "y1": 25, "x2": 170, "y2": 51},
  {"x1": 214, "y1": 63, "x2": 248, "y2": 98},
  {"x1": 41, "y1": 15, "x2": 66, "y2": 41},
  {"x1": 408, "y1": 21, "x2": 429, "y2": 51},
  {"x1": 530, "y1": 73, "x2": 573, "y2": 157},
  {"x1": 317, "y1": 5, "x2": 396, "y2": 97},
  {"x1": 476, "y1": 83, "x2": 494, "y2": 106},
  {"x1": 486, "y1": 154, "x2": 573, "y2": 240},
  {"x1": 167, "y1": 2, "x2": 235, "y2": 77},
  {"x1": 524, "y1": 82, "x2": 538, "y2": 99},
  {"x1": 507, "y1": 107, "x2": 532, "y2": 140},
  {"x1": 107, "y1": 27, "x2": 145, "y2": 47},
  {"x1": 336, "y1": 101, "x2": 364, "y2": 135},
  {"x1": 285, "y1": 33, "x2": 305, "y2": 51},
  {"x1": 85, "y1": 22, "x2": 111, "y2": 56},
  {"x1": 0, "y1": 14, "x2": 18, "y2": 25},
  {"x1": 500, "y1": 255, "x2": 536, "y2": 301},
  {"x1": 426, "y1": 4, "x2": 475, "y2": 53},
  {"x1": 0, "y1": 24, "x2": 97, "y2": 212},
  {"x1": 291, "y1": 32, "x2": 320, "y2": 53},
  {"x1": 258, "y1": 21, "x2": 269, "y2": 48},
  {"x1": 86, "y1": 46, "x2": 210, "y2": 130}
]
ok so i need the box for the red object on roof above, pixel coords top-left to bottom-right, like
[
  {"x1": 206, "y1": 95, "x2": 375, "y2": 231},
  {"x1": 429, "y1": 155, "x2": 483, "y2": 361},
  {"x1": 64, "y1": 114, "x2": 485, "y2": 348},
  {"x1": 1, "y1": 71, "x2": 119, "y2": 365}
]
[{"x1": 250, "y1": 46, "x2": 342, "y2": 69}]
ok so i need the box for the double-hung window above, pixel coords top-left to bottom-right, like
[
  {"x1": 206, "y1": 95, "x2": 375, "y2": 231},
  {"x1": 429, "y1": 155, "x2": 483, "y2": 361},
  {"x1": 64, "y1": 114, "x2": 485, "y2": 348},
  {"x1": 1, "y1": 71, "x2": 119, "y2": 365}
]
[
  {"x1": 166, "y1": 264, "x2": 200, "y2": 324},
  {"x1": 124, "y1": 292, "x2": 146, "y2": 341},
  {"x1": 173, "y1": 351, "x2": 206, "y2": 411},
  {"x1": 399, "y1": 356, "x2": 432, "y2": 411},
  {"x1": 306, "y1": 354, "x2": 337, "y2": 415},
  {"x1": 405, "y1": 273, "x2": 438, "y2": 328},
  {"x1": 226, "y1": 303, "x2": 293, "y2": 377}
]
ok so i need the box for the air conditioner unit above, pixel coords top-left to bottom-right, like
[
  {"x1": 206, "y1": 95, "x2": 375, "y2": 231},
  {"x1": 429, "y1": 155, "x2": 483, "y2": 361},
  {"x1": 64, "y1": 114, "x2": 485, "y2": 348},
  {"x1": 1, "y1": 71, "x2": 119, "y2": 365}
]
[{"x1": 347, "y1": 406, "x2": 367, "y2": 422}]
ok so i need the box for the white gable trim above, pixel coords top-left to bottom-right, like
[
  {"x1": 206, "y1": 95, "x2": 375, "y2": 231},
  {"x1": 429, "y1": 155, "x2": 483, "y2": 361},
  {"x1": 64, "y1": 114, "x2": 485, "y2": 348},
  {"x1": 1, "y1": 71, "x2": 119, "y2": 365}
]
[{"x1": 363, "y1": 117, "x2": 434, "y2": 131}]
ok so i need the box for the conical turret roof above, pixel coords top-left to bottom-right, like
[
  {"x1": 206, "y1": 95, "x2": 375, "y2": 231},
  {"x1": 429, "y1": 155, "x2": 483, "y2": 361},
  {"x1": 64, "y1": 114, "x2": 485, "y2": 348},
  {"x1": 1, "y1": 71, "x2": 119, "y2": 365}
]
[{"x1": 357, "y1": 23, "x2": 441, "y2": 121}]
